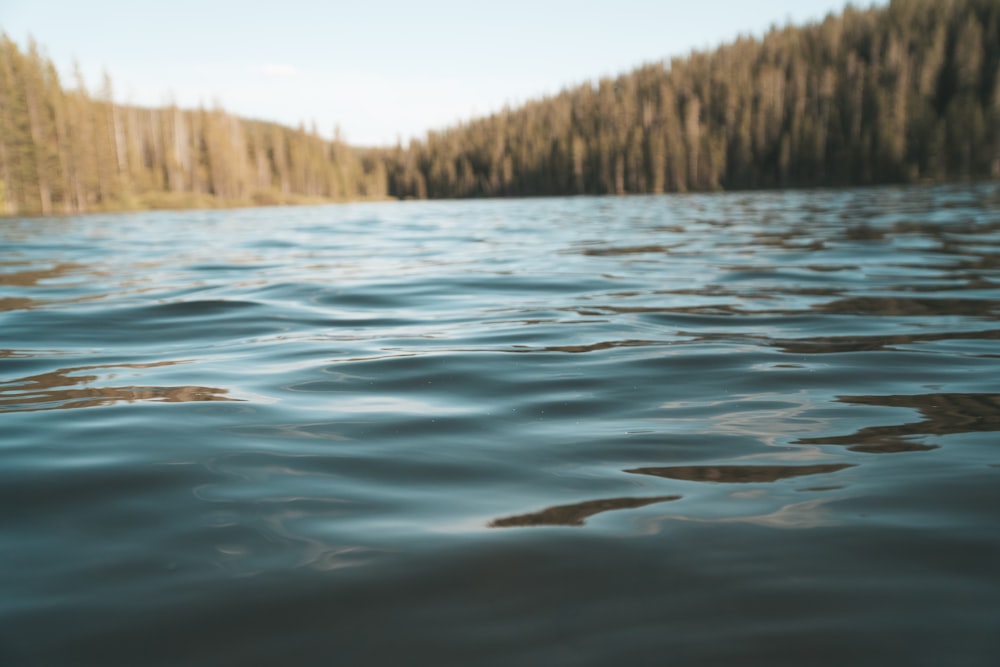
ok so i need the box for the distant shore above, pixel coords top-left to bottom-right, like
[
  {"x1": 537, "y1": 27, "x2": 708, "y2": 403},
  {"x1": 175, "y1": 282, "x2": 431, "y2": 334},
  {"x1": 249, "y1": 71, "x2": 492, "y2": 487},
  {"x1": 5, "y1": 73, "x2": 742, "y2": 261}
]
[{"x1": 2, "y1": 0, "x2": 998, "y2": 216}]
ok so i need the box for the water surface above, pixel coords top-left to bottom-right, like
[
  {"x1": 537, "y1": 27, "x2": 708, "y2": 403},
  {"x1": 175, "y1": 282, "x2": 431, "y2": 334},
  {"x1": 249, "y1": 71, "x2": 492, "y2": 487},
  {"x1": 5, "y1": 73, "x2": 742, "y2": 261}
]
[{"x1": 2, "y1": 185, "x2": 1000, "y2": 665}]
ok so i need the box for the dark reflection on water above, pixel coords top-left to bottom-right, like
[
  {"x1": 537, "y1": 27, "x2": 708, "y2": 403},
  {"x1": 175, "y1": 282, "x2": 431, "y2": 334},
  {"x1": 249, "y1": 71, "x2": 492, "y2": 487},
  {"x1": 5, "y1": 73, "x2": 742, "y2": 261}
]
[
  {"x1": 489, "y1": 495, "x2": 681, "y2": 527},
  {"x1": 772, "y1": 327, "x2": 1000, "y2": 354},
  {"x1": 2, "y1": 184, "x2": 1000, "y2": 666},
  {"x1": 815, "y1": 296, "x2": 1000, "y2": 317},
  {"x1": 798, "y1": 393, "x2": 1000, "y2": 453},
  {"x1": 626, "y1": 463, "x2": 855, "y2": 483}
]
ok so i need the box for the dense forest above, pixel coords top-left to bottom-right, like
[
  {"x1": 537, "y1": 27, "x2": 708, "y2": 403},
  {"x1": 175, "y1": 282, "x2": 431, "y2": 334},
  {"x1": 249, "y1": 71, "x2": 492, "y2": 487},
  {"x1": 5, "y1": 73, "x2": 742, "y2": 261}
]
[
  {"x1": 388, "y1": 0, "x2": 1000, "y2": 198},
  {"x1": 0, "y1": 38, "x2": 388, "y2": 215},
  {"x1": 1, "y1": 0, "x2": 998, "y2": 216}
]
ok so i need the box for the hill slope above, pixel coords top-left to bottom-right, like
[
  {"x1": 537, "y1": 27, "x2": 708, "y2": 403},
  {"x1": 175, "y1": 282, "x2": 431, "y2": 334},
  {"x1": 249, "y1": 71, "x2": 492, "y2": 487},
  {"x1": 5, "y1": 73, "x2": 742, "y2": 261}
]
[
  {"x1": 0, "y1": 36, "x2": 388, "y2": 216},
  {"x1": 1, "y1": 0, "x2": 997, "y2": 215},
  {"x1": 386, "y1": 0, "x2": 1000, "y2": 198}
]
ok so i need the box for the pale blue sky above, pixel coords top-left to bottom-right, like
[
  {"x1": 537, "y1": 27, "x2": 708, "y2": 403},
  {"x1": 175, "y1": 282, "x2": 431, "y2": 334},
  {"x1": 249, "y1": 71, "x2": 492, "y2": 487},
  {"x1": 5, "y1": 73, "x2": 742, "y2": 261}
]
[{"x1": 1, "y1": 0, "x2": 885, "y2": 146}]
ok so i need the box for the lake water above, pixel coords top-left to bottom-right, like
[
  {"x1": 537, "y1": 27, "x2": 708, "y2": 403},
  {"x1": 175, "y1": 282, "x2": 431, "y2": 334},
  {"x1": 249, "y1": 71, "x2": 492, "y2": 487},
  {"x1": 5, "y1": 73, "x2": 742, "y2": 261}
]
[{"x1": 2, "y1": 184, "x2": 1000, "y2": 665}]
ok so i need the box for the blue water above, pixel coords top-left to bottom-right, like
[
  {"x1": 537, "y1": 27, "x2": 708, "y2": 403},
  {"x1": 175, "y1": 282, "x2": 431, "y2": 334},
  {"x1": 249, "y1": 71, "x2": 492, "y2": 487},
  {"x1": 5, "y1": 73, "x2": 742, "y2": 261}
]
[{"x1": 2, "y1": 184, "x2": 1000, "y2": 665}]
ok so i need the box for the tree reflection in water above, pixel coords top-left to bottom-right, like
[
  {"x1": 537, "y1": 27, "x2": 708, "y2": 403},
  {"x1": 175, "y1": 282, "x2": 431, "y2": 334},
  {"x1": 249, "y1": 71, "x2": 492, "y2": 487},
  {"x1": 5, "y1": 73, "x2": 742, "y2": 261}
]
[
  {"x1": 489, "y1": 495, "x2": 681, "y2": 528},
  {"x1": 797, "y1": 393, "x2": 1000, "y2": 453},
  {"x1": 0, "y1": 360, "x2": 240, "y2": 412}
]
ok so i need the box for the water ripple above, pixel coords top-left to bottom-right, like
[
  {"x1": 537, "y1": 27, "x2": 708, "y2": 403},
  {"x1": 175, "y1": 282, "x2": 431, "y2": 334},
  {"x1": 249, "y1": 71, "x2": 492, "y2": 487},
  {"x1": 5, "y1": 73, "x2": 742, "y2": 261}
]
[{"x1": 2, "y1": 184, "x2": 1000, "y2": 664}]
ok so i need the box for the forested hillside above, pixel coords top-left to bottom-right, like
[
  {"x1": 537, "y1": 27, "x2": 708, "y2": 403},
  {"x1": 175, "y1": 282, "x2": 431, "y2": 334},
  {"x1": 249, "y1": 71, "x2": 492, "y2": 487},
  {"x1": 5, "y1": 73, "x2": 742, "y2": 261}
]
[
  {"x1": 0, "y1": 37, "x2": 388, "y2": 216},
  {"x1": 1, "y1": 0, "x2": 998, "y2": 216},
  {"x1": 387, "y1": 0, "x2": 1000, "y2": 198}
]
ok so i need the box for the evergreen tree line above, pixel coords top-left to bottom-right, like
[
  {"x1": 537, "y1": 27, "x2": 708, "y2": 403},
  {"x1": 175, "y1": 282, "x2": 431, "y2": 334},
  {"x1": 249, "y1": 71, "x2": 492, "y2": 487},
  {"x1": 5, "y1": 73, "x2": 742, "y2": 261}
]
[
  {"x1": 0, "y1": 36, "x2": 387, "y2": 216},
  {"x1": 387, "y1": 0, "x2": 1000, "y2": 198},
  {"x1": 1, "y1": 0, "x2": 998, "y2": 216}
]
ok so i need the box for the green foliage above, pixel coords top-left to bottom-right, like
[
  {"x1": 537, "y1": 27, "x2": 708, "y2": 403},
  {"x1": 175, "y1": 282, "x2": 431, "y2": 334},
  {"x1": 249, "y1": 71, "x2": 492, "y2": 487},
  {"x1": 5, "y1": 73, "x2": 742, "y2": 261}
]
[
  {"x1": 384, "y1": 0, "x2": 1000, "y2": 199},
  {"x1": 1, "y1": 0, "x2": 997, "y2": 215},
  {"x1": 0, "y1": 39, "x2": 388, "y2": 215}
]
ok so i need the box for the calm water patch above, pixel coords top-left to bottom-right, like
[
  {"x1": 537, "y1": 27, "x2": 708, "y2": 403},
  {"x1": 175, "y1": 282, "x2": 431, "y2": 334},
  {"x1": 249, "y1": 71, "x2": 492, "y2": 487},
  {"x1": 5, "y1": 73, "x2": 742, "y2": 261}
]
[{"x1": 2, "y1": 184, "x2": 1000, "y2": 665}]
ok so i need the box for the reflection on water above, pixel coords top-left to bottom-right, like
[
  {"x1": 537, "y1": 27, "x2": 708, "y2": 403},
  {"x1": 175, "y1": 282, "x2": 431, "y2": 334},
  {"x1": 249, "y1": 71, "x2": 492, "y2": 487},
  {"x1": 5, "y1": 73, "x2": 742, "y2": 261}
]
[
  {"x1": 489, "y1": 495, "x2": 681, "y2": 527},
  {"x1": 0, "y1": 261, "x2": 89, "y2": 287},
  {"x1": 0, "y1": 360, "x2": 239, "y2": 412},
  {"x1": 625, "y1": 463, "x2": 855, "y2": 483},
  {"x1": 798, "y1": 393, "x2": 1000, "y2": 453},
  {"x1": 2, "y1": 185, "x2": 1000, "y2": 665},
  {"x1": 0, "y1": 296, "x2": 39, "y2": 311},
  {"x1": 815, "y1": 296, "x2": 1000, "y2": 317},
  {"x1": 773, "y1": 328, "x2": 1000, "y2": 354}
]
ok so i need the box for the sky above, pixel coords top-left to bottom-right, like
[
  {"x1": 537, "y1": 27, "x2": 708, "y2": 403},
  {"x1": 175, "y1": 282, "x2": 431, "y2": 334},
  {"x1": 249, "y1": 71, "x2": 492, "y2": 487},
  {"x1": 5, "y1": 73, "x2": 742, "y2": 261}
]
[{"x1": 1, "y1": 0, "x2": 886, "y2": 146}]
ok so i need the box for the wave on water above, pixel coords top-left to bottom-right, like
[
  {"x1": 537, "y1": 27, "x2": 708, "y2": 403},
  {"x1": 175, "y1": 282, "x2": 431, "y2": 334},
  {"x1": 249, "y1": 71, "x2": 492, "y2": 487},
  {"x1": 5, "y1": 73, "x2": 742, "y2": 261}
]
[{"x1": 2, "y1": 184, "x2": 1000, "y2": 665}]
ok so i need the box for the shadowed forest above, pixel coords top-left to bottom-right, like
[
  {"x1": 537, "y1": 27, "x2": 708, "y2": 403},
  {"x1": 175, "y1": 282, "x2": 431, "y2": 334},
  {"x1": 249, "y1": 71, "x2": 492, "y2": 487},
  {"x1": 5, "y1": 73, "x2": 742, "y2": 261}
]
[{"x1": 1, "y1": 0, "x2": 998, "y2": 216}]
